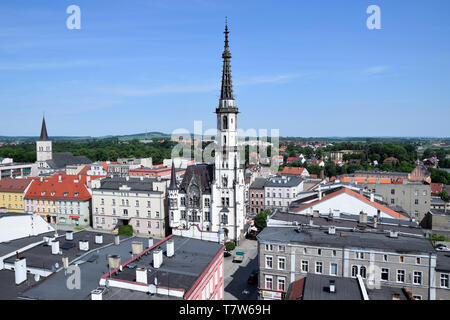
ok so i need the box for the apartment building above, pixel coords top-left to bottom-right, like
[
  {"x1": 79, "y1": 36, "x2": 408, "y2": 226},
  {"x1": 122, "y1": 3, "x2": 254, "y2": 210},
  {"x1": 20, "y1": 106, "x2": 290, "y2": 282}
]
[
  {"x1": 249, "y1": 178, "x2": 267, "y2": 215},
  {"x1": 0, "y1": 178, "x2": 33, "y2": 213},
  {"x1": 91, "y1": 176, "x2": 169, "y2": 237},
  {"x1": 265, "y1": 176, "x2": 304, "y2": 210},
  {"x1": 257, "y1": 226, "x2": 440, "y2": 300}
]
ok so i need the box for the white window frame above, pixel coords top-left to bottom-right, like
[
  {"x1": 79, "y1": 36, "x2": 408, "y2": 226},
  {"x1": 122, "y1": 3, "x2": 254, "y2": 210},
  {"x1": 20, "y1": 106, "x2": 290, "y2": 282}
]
[
  {"x1": 413, "y1": 271, "x2": 422, "y2": 285},
  {"x1": 397, "y1": 269, "x2": 405, "y2": 283},
  {"x1": 278, "y1": 257, "x2": 286, "y2": 270},
  {"x1": 330, "y1": 263, "x2": 338, "y2": 276},
  {"x1": 277, "y1": 277, "x2": 286, "y2": 292},
  {"x1": 440, "y1": 274, "x2": 449, "y2": 288},
  {"x1": 315, "y1": 261, "x2": 323, "y2": 274},
  {"x1": 265, "y1": 255, "x2": 273, "y2": 269},
  {"x1": 265, "y1": 275, "x2": 273, "y2": 290},
  {"x1": 301, "y1": 260, "x2": 309, "y2": 273}
]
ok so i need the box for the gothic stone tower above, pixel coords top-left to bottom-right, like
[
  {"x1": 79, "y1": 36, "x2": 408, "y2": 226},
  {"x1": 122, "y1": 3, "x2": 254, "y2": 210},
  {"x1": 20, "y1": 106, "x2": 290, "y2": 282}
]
[
  {"x1": 211, "y1": 22, "x2": 246, "y2": 244},
  {"x1": 36, "y1": 116, "x2": 52, "y2": 168}
]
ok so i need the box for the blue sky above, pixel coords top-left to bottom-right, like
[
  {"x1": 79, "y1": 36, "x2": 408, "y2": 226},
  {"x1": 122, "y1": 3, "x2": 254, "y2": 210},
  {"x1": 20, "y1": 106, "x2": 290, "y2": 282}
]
[{"x1": 0, "y1": 0, "x2": 449, "y2": 137}]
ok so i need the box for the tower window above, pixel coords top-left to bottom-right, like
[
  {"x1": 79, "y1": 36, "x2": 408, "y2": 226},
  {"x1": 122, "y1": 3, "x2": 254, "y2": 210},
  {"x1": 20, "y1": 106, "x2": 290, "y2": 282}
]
[{"x1": 223, "y1": 116, "x2": 228, "y2": 130}]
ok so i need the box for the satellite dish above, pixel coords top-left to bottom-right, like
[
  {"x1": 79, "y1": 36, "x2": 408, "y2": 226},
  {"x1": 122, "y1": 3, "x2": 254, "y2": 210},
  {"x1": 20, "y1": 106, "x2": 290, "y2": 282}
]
[
  {"x1": 34, "y1": 274, "x2": 40, "y2": 282},
  {"x1": 148, "y1": 284, "x2": 156, "y2": 295}
]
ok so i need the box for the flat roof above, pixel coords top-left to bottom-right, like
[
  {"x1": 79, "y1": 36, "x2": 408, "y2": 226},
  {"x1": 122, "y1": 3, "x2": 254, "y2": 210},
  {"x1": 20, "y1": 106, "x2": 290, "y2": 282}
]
[
  {"x1": 106, "y1": 236, "x2": 223, "y2": 294},
  {"x1": 4, "y1": 231, "x2": 127, "y2": 270},
  {"x1": 93, "y1": 287, "x2": 181, "y2": 300},
  {"x1": 19, "y1": 236, "x2": 153, "y2": 300},
  {"x1": 0, "y1": 230, "x2": 55, "y2": 258},
  {"x1": 257, "y1": 226, "x2": 435, "y2": 254},
  {"x1": 269, "y1": 211, "x2": 424, "y2": 236}
]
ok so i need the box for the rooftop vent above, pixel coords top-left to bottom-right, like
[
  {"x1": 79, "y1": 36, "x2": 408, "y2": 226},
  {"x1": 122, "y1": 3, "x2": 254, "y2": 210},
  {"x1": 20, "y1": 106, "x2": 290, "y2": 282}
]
[
  {"x1": 79, "y1": 240, "x2": 89, "y2": 251},
  {"x1": 153, "y1": 250, "x2": 163, "y2": 269},
  {"x1": 91, "y1": 287, "x2": 106, "y2": 301},
  {"x1": 148, "y1": 238, "x2": 154, "y2": 248},
  {"x1": 389, "y1": 230, "x2": 398, "y2": 238},
  {"x1": 14, "y1": 258, "x2": 27, "y2": 285},
  {"x1": 95, "y1": 234, "x2": 103, "y2": 244},
  {"x1": 114, "y1": 235, "x2": 120, "y2": 246},
  {"x1": 329, "y1": 280, "x2": 336, "y2": 293},
  {"x1": 51, "y1": 241, "x2": 60, "y2": 255},
  {"x1": 65, "y1": 231, "x2": 73, "y2": 241},
  {"x1": 166, "y1": 240, "x2": 174, "y2": 257},
  {"x1": 108, "y1": 255, "x2": 121, "y2": 269},
  {"x1": 136, "y1": 268, "x2": 148, "y2": 284},
  {"x1": 313, "y1": 210, "x2": 319, "y2": 218},
  {"x1": 132, "y1": 241, "x2": 144, "y2": 255},
  {"x1": 328, "y1": 226, "x2": 336, "y2": 235}
]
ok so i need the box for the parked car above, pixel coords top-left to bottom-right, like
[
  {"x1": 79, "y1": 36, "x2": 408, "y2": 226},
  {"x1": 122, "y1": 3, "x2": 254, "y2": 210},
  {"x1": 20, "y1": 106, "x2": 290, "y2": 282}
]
[
  {"x1": 224, "y1": 249, "x2": 232, "y2": 257},
  {"x1": 436, "y1": 244, "x2": 450, "y2": 251},
  {"x1": 246, "y1": 230, "x2": 259, "y2": 240},
  {"x1": 233, "y1": 251, "x2": 245, "y2": 263},
  {"x1": 248, "y1": 268, "x2": 259, "y2": 285}
]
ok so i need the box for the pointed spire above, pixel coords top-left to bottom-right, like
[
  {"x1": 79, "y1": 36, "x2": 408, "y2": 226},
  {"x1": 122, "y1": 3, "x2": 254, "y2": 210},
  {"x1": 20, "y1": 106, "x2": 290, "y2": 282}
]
[
  {"x1": 168, "y1": 160, "x2": 177, "y2": 190},
  {"x1": 39, "y1": 116, "x2": 49, "y2": 141},
  {"x1": 220, "y1": 18, "x2": 234, "y2": 101}
]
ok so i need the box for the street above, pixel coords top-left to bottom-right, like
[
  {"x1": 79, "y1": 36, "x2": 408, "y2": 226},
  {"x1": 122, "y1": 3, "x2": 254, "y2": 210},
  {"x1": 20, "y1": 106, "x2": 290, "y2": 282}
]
[{"x1": 224, "y1": 237, "x2": 259, "y2": 300}]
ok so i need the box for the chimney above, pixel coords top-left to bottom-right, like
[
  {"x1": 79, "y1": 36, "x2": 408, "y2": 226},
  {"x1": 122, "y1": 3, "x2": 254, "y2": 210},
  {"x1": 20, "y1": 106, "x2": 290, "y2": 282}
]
[
  {"x1": 58, "y1": 175, "x2": 62, "y2": 182},
  {"x1": 91, "y1": 287, "x2": 105, "y2": 300},
  {"x1": 318, "y1": 185, "x2": 322, "y2": 200},
  {"x1": 14, "y1": 258, "x2": 27, "y2": 285},
  {"x1": 114, "y1": 235, "x2": 120, "y2": 245},
  {"x1": 66, "y1": 231, "x2": 73, "y2": 241},
  {"x1": 328, "y1": 226, "x2": 336, "y2": 235},
  {"x1": 95, "y1": 234, "x2": 103, "y2": 244},
  {"x1": 148, "y1": 238, "x2": 154, "y2": 248},
  {"x1": 51, "y1": 241, "x2": 60, "y2": 255},
  {"x1": 329, "y1": 280, "x2": 336, "y2": 293},
  {"x1": 153, "y1": 249, "x2": 163, "y2": 269},
  {"x1": 79, "y1": 240, "x2": 89, "y2": 251},
  {"x1": 373, "y1": 216, "x2": 378, "y2": 229},
  {"x1": 108, "y1": 255, "x2": 121, "y2": 269},
  {"x1": 359, "y1": 211, "x2": 368, "y2": 224},
  {"x1": 62, "y1": 257, "x2": 69, "y2": 269},
  {"x1": 132, "y1": 241, "x2": 144, "y2": 255},
  {"x1": 389, "y1": 230, "x2": 398, "y2": 238},
  {"x1": 166, "y1": 240, "x2": 174, "y2": 257},
  {"x1": 320, "y1": 169, "x2": 324, "y2": 179},
  {"x1": 370, "y1": 193, "x2": 374, "y2": 202},
  {"x1": 136, "y1": 268, "x2": 148, "y2": 284},
  {"x1": 313, "y1": 210, "x2": 319, "y2": 218}
]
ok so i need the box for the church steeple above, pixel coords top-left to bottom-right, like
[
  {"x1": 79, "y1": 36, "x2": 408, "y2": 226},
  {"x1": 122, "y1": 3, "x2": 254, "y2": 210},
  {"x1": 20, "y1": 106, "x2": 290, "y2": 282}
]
[
  {"x1": 39, "y1": 116, "x2": 49, "y2": 141},
  {"x1": 220, "y1": 19, "x2": 235, "y2": 102},
  {"x1": 169, "y1": 160, "x2": 177, "y2": 190}
]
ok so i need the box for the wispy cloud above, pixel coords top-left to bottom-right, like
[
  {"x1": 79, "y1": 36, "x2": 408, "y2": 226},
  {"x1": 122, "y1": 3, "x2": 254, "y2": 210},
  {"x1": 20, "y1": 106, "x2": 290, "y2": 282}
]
[
  {"x1": 363, "y1": 65, "x2": 390, "y2": 75},
  {"x1": 99, "y1": 73, "x2": 302, "y2": 97},
  {"x1": 0, "y1": 60, "x2": 103, "y2": 71}
]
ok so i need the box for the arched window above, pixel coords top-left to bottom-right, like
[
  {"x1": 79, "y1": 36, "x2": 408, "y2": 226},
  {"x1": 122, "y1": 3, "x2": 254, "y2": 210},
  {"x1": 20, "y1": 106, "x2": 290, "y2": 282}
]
[
  {"x1": 223, "y1": 116, "x2": 228, "y2": 130},
  {"x1": 351, "y1": 265, "x2": 358, "y2": 277},
  {"x1": 360, "y1": 266, "x2": 367, "y2": 279}
]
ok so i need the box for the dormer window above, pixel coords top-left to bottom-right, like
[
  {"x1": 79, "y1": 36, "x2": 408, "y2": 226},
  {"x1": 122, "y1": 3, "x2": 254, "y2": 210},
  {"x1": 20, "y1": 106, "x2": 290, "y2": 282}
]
[
  {"x1": 74, "y1": 192, "x2": 79, "y2": 197},
  {"x1": 41, "y1": 191, "x2": 45, "y2": 196},
  {"x1": 63, "y1": 192, "x2": 68, "y2": 197}
]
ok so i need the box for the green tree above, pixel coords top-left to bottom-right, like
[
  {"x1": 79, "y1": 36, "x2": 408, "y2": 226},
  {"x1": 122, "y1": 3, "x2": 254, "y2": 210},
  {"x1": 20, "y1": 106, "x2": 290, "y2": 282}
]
[
  {"x1": 254, "y1": 209, "x2": 270, "y2": 231},
  {"x1": 118, "y1": 225, "x2": 133, "y2": 236},
  {"x1": 439, "y1": 190, "x2": 449, "y2": 202}
]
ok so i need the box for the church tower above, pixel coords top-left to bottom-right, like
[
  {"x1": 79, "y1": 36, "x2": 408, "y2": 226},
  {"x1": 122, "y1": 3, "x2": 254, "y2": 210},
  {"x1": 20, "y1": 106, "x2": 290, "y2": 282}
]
[
  {"x1": 212, "y1": 21, "x2": 246, "y2": 244},
  {"x1": 36, "y1": 116, "x2": 52, "y2": 168}
]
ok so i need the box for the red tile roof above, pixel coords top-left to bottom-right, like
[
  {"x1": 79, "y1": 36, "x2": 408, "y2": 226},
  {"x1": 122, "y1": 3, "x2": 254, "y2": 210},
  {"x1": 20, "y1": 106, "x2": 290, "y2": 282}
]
[
  {"x1": 287, "y1": 157, "x2": 298, "y2": 162},
  {"x1": 281, "y1": 167, "x2": 305, "y2": 176},
  {"x1": 286, "y1": 277, "x2": 305, "y2": 300},
  {"x1": 0, "y1": 178, "x2": 33, "y2": 193},
  {"x1": 25, "y1": 174, "x2": 91, "y2": 201},
  {"x1": 292, "y1": 187, "x2": 408, "y2": 219},
  {"x1": 431, "y1": 183, "x2": 443, "y2": 194}
]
